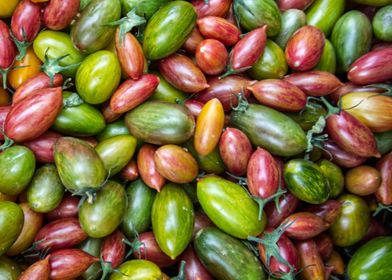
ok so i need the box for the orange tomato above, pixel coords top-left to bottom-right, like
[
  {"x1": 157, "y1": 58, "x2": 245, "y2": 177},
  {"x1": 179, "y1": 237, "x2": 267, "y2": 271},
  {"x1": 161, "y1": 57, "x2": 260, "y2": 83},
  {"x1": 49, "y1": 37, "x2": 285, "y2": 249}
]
[
  {"x1": 342, "y1": 91, "x2": 392, "y2": 133},
  {"x1": 0, "y1": 88, "x2": 10, "y2": 106},
  {"x1": 8, "y1": 47, "x2": 42, "y2": 90},
  {"x1": 194, "y1": 98, "x2": 224, "y2": 156},
  {"x1": 0, "y1": 0, "x2": 20, "y2": 18}
]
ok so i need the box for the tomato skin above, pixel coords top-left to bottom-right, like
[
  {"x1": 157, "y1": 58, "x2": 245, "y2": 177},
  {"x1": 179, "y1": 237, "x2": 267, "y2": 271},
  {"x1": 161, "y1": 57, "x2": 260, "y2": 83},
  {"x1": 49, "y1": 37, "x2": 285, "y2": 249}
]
[
  {"x1": 278, "y1": 0, "x2": 314, "y2": 10},
  {"x1": 183, "y1": 27, "x2": 204, "y2": 54},
  {"x1": 10, "y1": 0, "x2": 41, "y2": 42},
  {"x1": 248, "y1": 79, "x2": 307, "y2": 112},
  {"x1": 49, "y1": 249, "x2": 99, "y2": 280},
  {"x1": 219, "y1": 127, "x2": 252, "y2": 176},
  {"x1": 8, "y1": 47, "x2": 41, "y2": 90},
  {"x1": 109, "y1": 260, "x2": 162, "y2": 280},
  {"x1": 195, "y1": 75, "x2": 251, "y2": 111},
  {"x1": 281, "y1": 212, "x2": 329, "y2": 240},
  {"x1": 179, "y1": 246, "x2": 214, "y2": 280},
  {"x1": 43, "y1": 0, "x2": 79, "y2": 30},
  {"x1": 13, "y1": 73, "x2": 63, "y2": 103},
  {"x1": 304, "y1": 200, "x2": 342, "y2": 226},
  {"x1": 296, "y1": 239, "x2": 326, "y2": 280},
  {"x1": 19, "y1": 256, "x2": 50, "y2": 280},
  {"x1": 159, "y1": 53, "x2": 208, "y2": 93},
  {"x1": 5, "y1": 87, "x2": 62, "y2": 142},
  {"x1": 346, "y1": 165, "x2": 381, "y2": 196},
  {"x1": 265, "y1": 193, "x2": 300, "y2": 228},
  {"x1": 283, "y1": 71, "x2": 343, "y2": 97},
  {"x1": 322, "y1": 140, "x2": 367, "y2": 168},
  {"x1": 348, "y1": 47, "x2": 392, "y2": 85},
  {"x1": 119, "y1": 159, "x2": 139, "y2": 181},
  {"x1": 71, "y1": 0, "x2": 121, "y2": 53},
  {"x1": 0, "y1": 0, "x2": 20, "y2": 18},
  {"x1": 115, "y1": 29, "x2": 144, "y2": 80},
  {"x1": 6, "y1": 203, "x2": 43, "y2": 256},
  {"x1": 0, "y1": 20, "x2": 17, "y2": 70},
  {"x1": 0, "y1": 201, "x2": 24, "y2": 256},
  {"x1": 137, "y1": 144, "x2": 166, "y2": 192},
  {"x1": 110, "y1": 74, "x2": 160, "y2": 114},
  {"x1": 0, "y1": 106, "x2": 10, "y2": 141},
  {"x1": 194, "y1": 98, "x2": 224, "y2": 156},
  {"x1": 375, "y1": 151, "x2": 392, "y2": 205},
  {"x1": 101, "y1": 230, "x2": 126, "y2": 269},
  {"x1": 22, "y1": 131, "x2": 62, "y2": 163},
  {"x1": 76, "y1": 50, "x2": 121, "y2": 104},
  {"x1": 33, "y1": 30, "x2": 85, "y2": 77},
  {"x1": 314, "y1": 233, "x2": 334, "y2": 261},
  {"x1": 192, "y1": 0, "x2": 231, "y2": 18},
  {"x1": 0, "y1": 256, "x2": 21, "y2": 280},
  {"x1": 285, "y1": 26, "x2": 325, "y2": 71},
  {"x1": 46, "y1": 195, "x2": 79, "y2": 221},
  {"x1": 326, "y1": 111, "x2": 380, "y2": 158},
  {"x1": 197, "y1": 16, "x2": 240, "y2": 46},
  {"x1": 195, "y1": 39, "x2": 228, "y2": 75}
]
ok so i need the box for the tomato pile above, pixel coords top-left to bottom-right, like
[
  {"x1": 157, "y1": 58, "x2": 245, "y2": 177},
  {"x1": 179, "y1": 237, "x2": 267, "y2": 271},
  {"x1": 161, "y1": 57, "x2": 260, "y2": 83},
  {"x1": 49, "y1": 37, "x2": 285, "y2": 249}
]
[{"x1": 0, "y1": 0, "x2": 392, "y2": 279}]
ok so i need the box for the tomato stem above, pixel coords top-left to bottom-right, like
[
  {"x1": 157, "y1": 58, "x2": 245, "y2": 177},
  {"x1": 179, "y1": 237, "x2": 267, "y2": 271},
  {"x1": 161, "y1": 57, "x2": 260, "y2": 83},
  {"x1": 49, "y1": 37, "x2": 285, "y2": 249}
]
[
  {"x1": 231, "y1": 92, "x2": 249, "y2": 112},
  {"x1": 107, "y1": 9, "x2": 146, "y2": 43},
  {"x1": 171, "y1": 261, "x2": 186, "y2": 280},
  {"x1": 373, "y1": 203, "x2": 392, "y2": 216},
  {"x1": 252, "y1": 186, "x2": 287, "y2": 220},
  {"x1": 10, "y1": 28, "x2": 30, "y2": 61}
]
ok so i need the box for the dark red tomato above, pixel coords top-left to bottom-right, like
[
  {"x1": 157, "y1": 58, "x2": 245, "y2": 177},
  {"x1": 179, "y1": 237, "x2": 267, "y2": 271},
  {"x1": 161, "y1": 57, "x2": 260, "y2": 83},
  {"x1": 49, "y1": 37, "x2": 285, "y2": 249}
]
[
  {"x1": 5, "y1": 87, "x2": 63, "y2": 142},
  {"x1": 19, "y1": 256, "x2": 50, "y2": 280},
  {"x1": 10, "y1": 0, "x2": 41, "y2": 58},
  {"x1": 101, "y1": 230, "x2": 126, "y2": 269},
  {"x1": 197, "y1": 16, "x2": 240, "y2": 46},
  {"x1": 192, "y1": 0, "x2": 232, "y2": 18},
  {"x1": 322, "y1": 140, "x2": 367, "y2": 168},
  {"x1": 115, "y1": 29, "x2": 145, "y2": 80},
  {"x1": 22, "y1": 131, "x2": 62, "y2": 163},
  {"x1": 46, "y1": 195, "x2": 80, "y2": 221},
  {"x1": 375, "y1": 151, "x2": 392, "y2": 205},
  {"x1": 314, "y1": 233, "x2": 334, "y2": 261},
  {"x1": 101, "y1": 101, "x2": 122, "y2": 123},
  {"x1": 296, "y1": 239, "x2": 325, "y2": 280},
  {"x1": 326, "y1": 111, "x2": 380, "y2": 158},
  {"x1": 137, "y1": 144, "x2": 166, "y2": 192},
  {"x1": 281, "y1": 212, "x2": 329, "y2": 240},
  {"x1": 34, "y1": 217, "x2": 88, "y2": 252},
  {"x1": 195, "y1": 75, "x2": 252, "y2": 111},
  {"x1": 183, "y1": 27, "x2": 204, "y2": 54},
  {"x1": 283, "y1": 71, "x2": 343, "y2": 97},
  {"x1": 285, "y1": 26, "x2": 325, "y2": 71},
  {"x1": 13, "y1": 72, "x2": 63, "y2": 104},
  {"x1": 348, "y1": 47, "x2": 392, "y2": 85},
  {"x1": 193, "y1": 211, "x2": 214, "y2": 239},
  {"x1": 43, "y1": 0, "x2": 79, "y2": 30},
  {"x1": 179, "y1": 246, "x2": 214, "y2": 280},
  {"x1": 247, "y1": 147, "x2": 280, "y2": 199},
  {"x1": 248, "y1": 79, "x2": 306, "y2": 112},
  {"x1": 361, "y1": 218, "x2": 388, "y2": 243},
  {"x1": 119, "y1": 159, "x2": 139, "y2": 181},
  {"x1": 110, "y1": 74, "x2": 160, "y2": 114},
  {"x1": 0, "y1": 106, "x2": 10, "y2": 141},
  {"x1": 329, "y1": 82, "x2": 384, "y2": 104},
  {"x1": 265, "y1": 193, "x2": 300, "y2": 228},
  {"x1": 0, "y1": 20, "x2": 17, "y2": 88},
  {"x1": 133, "y1": 231, "x2": 177, "y2": 268},
  {"x1": 49, "y1": 249, "x2": 99, "y2": 280},
  {"x1": 219, "y1": 127, "x2": 253, "y2": 176},
  {"x1": 304, "y1": 200, "x2": 342, "y2": 226},
  {"x1": 159, "y1": 53, "x2": 208, "y2": 93},
  {"x1": 258, "y1": 229, "x2": 299, "y2": 276},
  {"x1": 278, "y1": 0, "x2": 314, "y2": 10},
  {"x1": 184, "y1": 99, "x2": 205, "y2": 118},
  {"x1": 196, "y1": 39, "x2": 228, "y2": 75}
]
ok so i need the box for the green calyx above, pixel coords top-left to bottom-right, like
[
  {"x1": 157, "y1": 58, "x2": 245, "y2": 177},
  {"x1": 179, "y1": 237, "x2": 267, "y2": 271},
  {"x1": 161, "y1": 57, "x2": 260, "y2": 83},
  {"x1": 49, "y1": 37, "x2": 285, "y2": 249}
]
[{"x1": 107, "y1": 9, "x2": 146, "y2": 43}]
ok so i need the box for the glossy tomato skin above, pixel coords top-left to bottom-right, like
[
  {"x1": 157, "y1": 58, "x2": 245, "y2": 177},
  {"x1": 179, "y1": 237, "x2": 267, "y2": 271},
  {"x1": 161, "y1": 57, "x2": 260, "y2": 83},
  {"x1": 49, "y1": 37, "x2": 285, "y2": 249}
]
[
  {"x1": 8, "y1": 47, "x2": 41, "y2": 90},
  {"x1": 46, "y1": 194, "x2": 80, "y2": 221},
  {"x1": 0, "y1": 256, "x2": 21, "y2": 280},
  {"x1": 296, "y1": 239, "x2": 325, "y2": 280},
  {"x1": 19, "y1": 256, "x2": 50, "y2": 280},
  {"x1": 194, "y1": 227, "x2": 265, "y2": 280},
  {"x1": 0, "y1": 201, "x2": 24, "y2": 256},
  {"x1": 192, "y1": 0, "x2": 231, "y2": 18},
  {"x1": 133, "y1": 231, "x2": 177, "y2": 268},
  {"x1": 101, "y1": 230, "x2": 126, "y2": 269},
  {"x1": 79, "y1": 181, "x2": 127, "y2": 238},
  {"x1": 281, "y1": 212, "x2": 329, "y2": 240},
  {"x1": 33, "y1": 30, "x2": 85, "y2": 77},
  {"x1": 34, "y1": 217, "x2": 87, "y2": 252},
  {"x1": 121, "y1": 179, "x2": 156, "y2": 239},
  {"x1": 179, "y1": 246, "x2": 214, "y2": 280},
  {"x1": 348, "y1": 237, "x2": 392, "y2": 280},
  {"x1": 322, "y1": 140, "x2": 367, "y2": 168},
  {"x1": 329, "y1": 194, "x2": 370, "y2": 247},
  {"x1": 54, "y1": 137, "x2": 107, "y2": 193},
  {"x1": 119, "y1": 159, "x2": 139, "y2": 181},
  {"x1": 375, "y1": 151, "x2": 392, "y2": 205},
  {"x1": 5, "y1": 87, "x2": 62, "y2": 142},
  {"x1": 306, "y1": 0, "x2": 345, "y2": 36},
  {"x1": 76, "y1": 50, "x2": 121, "y2": 104},
  {"x1": 6, "y1": 203, "x2": 42, "y2": 256},
  {"x1": 304, "y1": 200, "x2": 342, "y2": 225},
  {"x1": 317, "y1": 159, "x2": 344, "y2": 198},
  {"x1": 110, "y1": 74, "x2": 160, "y2": 114},
  {"x1": 183, "y1": 27, "x2": 204, "y2": 54},
  {"x1": 195, "y1": 39, "x2": 228, "y2": 75},
  {"x1": 0, "y1": 146, "x2": 35, "y2": 196},
  {"x1": 285, "y1": 25, "x2": 325, "y2": 71},
  {"x1": 265, "y1": 193, "x2": 300, "y2": 228},
  {"x1": 109, "y1": 260, "x2": 162, "y2": 280},
  {"x1": 345, "y1": 165, "x2": 381, "y2": 196},
  {"x1": 71, "y1": 0, "x2": 121, "y2": 53},
  {"x1": 11, "y1": 0, "x2": 41, "y2": 43},
  {"x1": 219, "y1": 127, "x2": 253, "y2": 176},
  {"x1": 43, "y1": 0, "x2": 79, "y2": 30},
  {"x1": 278, "y1": 0, "x2": 313, "y2": 10},
  {"x1": 137, "y1": 144, "x2": 166, "y2": 192},
  {"x1": 0, "y1": 20, "x2": 17, "y2": 72},
  {"x1": 13, "y1": 73, "x2": 63, "y2": 103},
  {"x1": 22, "y1": 131, "x2": 62, "y2": 163},
  {"x1": 49, "y1": 249, "x2": 99, "y2": 280},
  {"x1": 152, "y1": 183, "x2": 194, "y2": 260},
  {"x1": 197, "y1": 176, "x2": 266, "y2": 239}
]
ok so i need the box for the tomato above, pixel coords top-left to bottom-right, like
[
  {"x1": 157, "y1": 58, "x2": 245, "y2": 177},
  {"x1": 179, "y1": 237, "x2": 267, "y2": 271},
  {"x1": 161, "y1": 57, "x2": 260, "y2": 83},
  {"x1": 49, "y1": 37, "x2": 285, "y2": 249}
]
[
  {"x1": 149, "y1": 71, "x2": 188, "y2": 103},
  {"x1": 101, "y1": 230, "x2": 126, "y2": 271},
  {"x1": 329, "y1": 194, "x2": 370, "y2": 247},
  {"x1": 46, "y1": 194, "x2": 80, "y2": 221},
  {"x1": 22, "y1": 131, "x2": 62, "y2": 163},
  {"x1": 137, "y1": 144, "x2": 166, "y2": 192},
  {"x1": 8, "y1": 47, "x2": 41, "y2": 90},
  {"x1": 0, "y1": 0, "x2": 20, "y2": 18},
  {"x1": 318, "y1": 159, "x2": 344, "y2": 198},
  {"x1": 306, "y1": 0, "x2": 345, "y2": 36},
  {"x1": 197, "y1": 16, "x2": 240, "y2": 46},
  {"x1": 109, "y1": 260, "x2": 162, "y2": 280},
  {"x1": 274, "y1": 9, "x2": 306, "y2": 49},
  {"x1": 33, "y1": 30, "x2": 85, "y2": 77},
  {"x1": 0, "y1": 256, "x2": 20, "y2": 280},
  {"x1": 19, "y1": 256, "x2": 50, "y2": 280},
  {"x1": 296, "y1": 239, "x2": 325, "y2": 280},
  {"x1": 194, "y1": 98, "x2": 224, "y2": 156},
  {"x1": 195, "y1": 39, "x2": 228, "y2": 75},
  {"x1": 373, "y1": 5, "x2": 392, "y2": 42},
  {"x1": 345, "y1": 165, "x2": 381, "y2": 196},
  {"x1": 79, "y1": 181, "x2": 127, "y2": 238},
  {"x1": 0, "y1": 201, "x2": 24, "y2": 256},
  {"x1": 43, "y1": 0, "x2": 79, "y2": 31},
  {"x1": 78, "y1": 237, "x2": 102, "y2": 280}
]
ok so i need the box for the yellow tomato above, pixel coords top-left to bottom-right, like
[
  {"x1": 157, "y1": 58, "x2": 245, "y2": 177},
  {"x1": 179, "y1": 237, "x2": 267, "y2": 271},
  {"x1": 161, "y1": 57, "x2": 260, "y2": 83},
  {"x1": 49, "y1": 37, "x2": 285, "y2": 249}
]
[
  {"x1": 0, "y1": 0, "x2": 20, "y2": 18},
  {"x1": 194, "y1": 98, "x2": 225, "y2": 156},
  {"x1": 8, "y1": 47, "x2": 42, "y2": 90}
]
